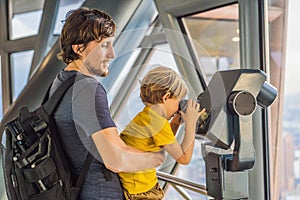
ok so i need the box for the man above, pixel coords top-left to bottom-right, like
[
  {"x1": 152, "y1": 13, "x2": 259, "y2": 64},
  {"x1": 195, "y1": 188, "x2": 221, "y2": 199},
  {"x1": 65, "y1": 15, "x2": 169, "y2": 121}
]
[{"x1": 52, "y1": 7, "x2": 164, "y2": 199}]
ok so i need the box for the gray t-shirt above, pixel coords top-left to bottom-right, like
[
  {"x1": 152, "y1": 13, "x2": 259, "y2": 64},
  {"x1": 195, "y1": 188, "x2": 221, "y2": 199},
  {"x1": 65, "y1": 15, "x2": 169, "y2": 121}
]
[{"x1": 50, "y1": 70, "x2": 123, "y2": 199}]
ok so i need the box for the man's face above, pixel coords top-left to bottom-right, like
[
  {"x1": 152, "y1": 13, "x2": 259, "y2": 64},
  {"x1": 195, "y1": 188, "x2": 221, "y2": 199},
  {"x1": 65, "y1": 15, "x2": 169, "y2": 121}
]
[{"x1": 81, "y1": 37, "x2": 115, "y2": 77}]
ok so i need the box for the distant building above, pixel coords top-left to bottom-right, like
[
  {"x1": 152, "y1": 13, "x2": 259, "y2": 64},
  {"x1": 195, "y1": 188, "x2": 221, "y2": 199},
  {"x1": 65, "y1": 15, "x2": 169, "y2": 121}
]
[
  {"x1": 294, "y1": 150, "x2": 300, "y2": 179},
  {"x1": 283, "y1": 133, "x2": 295, "y2": 192}
]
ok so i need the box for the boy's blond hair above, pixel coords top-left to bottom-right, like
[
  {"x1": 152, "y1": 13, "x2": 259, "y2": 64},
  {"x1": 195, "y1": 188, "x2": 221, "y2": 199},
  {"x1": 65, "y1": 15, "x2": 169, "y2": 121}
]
[{"x1": 140, "y1": 66, "x2": 188, "y2": 104}]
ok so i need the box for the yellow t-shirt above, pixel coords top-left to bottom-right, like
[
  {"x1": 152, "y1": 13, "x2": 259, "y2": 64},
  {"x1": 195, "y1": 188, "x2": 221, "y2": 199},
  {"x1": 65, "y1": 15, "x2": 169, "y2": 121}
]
[{"x1": 119, "y1": 106, "x2": 177, "y2": 194}]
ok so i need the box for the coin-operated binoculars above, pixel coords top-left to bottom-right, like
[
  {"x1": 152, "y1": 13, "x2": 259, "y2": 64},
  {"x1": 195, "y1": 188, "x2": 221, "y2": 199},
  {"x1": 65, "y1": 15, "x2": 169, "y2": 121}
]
[{"x1": 180, "y1": 69, "x2": 277, "y2": 199}]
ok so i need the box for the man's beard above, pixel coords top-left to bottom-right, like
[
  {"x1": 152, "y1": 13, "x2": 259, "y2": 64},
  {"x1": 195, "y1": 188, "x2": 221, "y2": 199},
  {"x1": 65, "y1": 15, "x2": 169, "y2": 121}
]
[{"x1": 101, "y1": 69, "x2": 109, "y2": 77}]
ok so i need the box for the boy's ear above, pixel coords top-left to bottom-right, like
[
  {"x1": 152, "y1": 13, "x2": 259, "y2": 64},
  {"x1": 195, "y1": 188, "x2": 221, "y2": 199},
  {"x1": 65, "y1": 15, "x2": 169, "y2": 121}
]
[
  {"x1": 162, "y1": 92, "x2": 171, "y2": 103},
  {"x1": 72, "y1": 44, "x2": 83, "y2": 55}
]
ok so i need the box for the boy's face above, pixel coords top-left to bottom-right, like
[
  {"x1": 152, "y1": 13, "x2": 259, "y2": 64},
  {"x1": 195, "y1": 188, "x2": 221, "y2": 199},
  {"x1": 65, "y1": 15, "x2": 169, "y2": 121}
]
[{"x1": 164, "y1": 97, "x2": 181, "y2": 120}]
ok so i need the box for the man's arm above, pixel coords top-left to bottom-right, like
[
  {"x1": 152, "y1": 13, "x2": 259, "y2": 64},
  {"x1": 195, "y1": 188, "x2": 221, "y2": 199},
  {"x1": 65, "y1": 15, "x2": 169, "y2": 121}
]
[{"x1": 91, "y1": 127, "x2": 164, "y2": 172}]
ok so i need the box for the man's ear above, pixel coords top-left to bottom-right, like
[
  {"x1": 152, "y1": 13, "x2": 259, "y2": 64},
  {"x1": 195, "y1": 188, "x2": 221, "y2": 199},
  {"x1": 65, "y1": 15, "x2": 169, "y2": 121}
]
[
  {"x1": 162, "y1": 92, "x2": 171, "y2": 103},
  {"x1": 72, "y1": 44, "x2": 83, "y2": 56}
]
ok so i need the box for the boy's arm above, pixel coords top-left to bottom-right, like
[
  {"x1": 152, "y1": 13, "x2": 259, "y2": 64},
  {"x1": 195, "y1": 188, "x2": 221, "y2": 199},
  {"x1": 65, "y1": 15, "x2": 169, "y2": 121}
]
[
  {"x1": 91, "y1": 127, "x2": 164, "y2": 173},
  {"x1": 164, "y1": 140, "x2": 194, "y2": 165},
  {"x1": 170, "y1": 113, "x2": 182, "y2": 135},
  {"x1": 164, "y1": 117, "x2": 197, "y2": 165},
  {"x1": 164, "y1": 100, "x2": 206, "y2": 165}
]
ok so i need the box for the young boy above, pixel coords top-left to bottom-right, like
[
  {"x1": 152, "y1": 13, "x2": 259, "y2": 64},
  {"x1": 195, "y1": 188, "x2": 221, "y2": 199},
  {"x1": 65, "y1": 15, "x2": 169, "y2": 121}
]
[{"x1": 118, "y1": 66, "x2": 206, "y2": 200}]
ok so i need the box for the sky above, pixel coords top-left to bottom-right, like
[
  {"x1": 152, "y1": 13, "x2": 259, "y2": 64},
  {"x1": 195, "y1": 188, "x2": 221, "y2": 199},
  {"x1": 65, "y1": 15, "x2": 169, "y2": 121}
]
[{"x1": 285, "y1": 0, "x2": 300, "y2": 95}]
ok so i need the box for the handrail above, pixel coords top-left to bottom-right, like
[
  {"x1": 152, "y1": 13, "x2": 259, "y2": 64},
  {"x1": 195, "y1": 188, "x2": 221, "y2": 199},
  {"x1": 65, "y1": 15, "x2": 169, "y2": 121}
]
[{"x1": 156, "y1": 171, "x2": 212, "y2": 197}]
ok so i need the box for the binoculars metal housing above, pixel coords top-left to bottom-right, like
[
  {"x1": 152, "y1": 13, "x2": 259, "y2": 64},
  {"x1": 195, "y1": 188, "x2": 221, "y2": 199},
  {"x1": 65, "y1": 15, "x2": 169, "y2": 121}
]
[
  {"x1": 179, "y1": 69, "x2": 277, "y2": 170},
  {"x1": 178, "y1": 69, "x2": 277, "y2": 199}
]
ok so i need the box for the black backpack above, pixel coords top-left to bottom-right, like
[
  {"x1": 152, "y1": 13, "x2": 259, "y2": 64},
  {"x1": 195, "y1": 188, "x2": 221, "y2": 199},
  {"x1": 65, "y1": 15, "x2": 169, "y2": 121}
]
[{"x1": 2, "y1": 75, "x2": 93, "y2": 200}]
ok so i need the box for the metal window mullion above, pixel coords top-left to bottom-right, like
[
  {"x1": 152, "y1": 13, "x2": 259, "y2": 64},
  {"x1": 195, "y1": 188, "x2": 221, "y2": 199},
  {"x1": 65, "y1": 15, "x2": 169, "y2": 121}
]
[
  {"x1": 0, "y1": 52, "x2": 11, "y2": 115},
  {"x1": 29, "y1": 0, "x2": 60, "y2": 77},
  {"x1": 2, "y1": 36, "x2": 37, "y2": 53},
  {"x1": 0, "y1": 0, "x2": 11, "y2": 115},
  {"x1": 238, "y1": 0, "x2": 270, "y2": 199}
]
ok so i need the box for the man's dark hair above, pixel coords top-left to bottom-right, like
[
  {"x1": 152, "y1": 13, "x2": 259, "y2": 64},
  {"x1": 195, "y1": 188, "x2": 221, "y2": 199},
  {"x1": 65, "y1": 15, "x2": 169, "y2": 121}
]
[{"x1": 58, "y1": 7, "x2": 116, "y2": 64}]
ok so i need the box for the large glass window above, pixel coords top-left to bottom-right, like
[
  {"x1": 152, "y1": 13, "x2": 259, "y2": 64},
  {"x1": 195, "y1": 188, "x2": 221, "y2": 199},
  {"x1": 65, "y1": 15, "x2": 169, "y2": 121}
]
[
  {"x1": 181, "y1": 4, "x2": 240, "y2": 81},
  {"x1": 163, "y1": 140, "x2": 207, "y2": 200},
  {"x1": 105, "y1": 49, "x2": 141, "y2": 105},
  {"x1": 282, "y1": 0, "x2": 300, "y2": 199},
  {"x1": 162, "y1": 4, "x2": 240, "y2": 199},
  {"x1": 10, "y1": 50, "x2": 34, "y2": 101},
  {"x1": 9, "y1": 0, "x2": 45, "y2": 40}
]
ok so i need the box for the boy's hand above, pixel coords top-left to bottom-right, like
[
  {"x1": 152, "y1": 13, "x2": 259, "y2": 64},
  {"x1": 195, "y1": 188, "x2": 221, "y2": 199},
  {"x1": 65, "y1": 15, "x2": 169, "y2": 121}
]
[{"x1": 180, "y1": 99, "x2": 206, "y2": 127}]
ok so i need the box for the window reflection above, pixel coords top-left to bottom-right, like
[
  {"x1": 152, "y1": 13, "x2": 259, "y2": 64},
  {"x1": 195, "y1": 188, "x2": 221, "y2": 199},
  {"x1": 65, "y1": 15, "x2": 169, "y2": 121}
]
[
  {"x1": 105, "y1": 49, "x2": 141, "y2": 105},
  {"x1": 181, "y1": 4, "x2": 240, "y2": 81},
  {"x1": 113, "y1": 43, "x2": 208, "y2": 199},
  {"x1": 10, "y1": 50, "x2": 34, "y2": 101},
  {"x1": 114, "y1": 43, "x2": 178, "y2": 131}
]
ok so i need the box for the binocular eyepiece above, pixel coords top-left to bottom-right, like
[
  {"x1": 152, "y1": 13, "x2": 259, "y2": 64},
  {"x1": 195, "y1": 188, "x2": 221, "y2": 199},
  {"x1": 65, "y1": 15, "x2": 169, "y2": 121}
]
[
  {"x1": 178, "y1": 99, "x2": 210, "y2": 134},
  {"x1": 179, "y1": 99, "x2": 202, "y2": 113}
]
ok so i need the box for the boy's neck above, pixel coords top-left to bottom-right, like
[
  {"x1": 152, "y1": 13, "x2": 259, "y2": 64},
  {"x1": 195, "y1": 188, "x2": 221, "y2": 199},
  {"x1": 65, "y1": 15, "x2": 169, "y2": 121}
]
[{"x1": 146, "y1": 103, "x2": 166, "y2": 118}]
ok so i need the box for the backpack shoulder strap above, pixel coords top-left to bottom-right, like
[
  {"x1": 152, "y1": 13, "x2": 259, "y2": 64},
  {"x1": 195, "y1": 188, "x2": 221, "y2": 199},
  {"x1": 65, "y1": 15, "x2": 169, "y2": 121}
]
[
  {"x1": 43, "y1": 73, "x2": 93, "y2": 188},
  {"x1": 76, "y1": 153, "x2": 93, "y2": 187},
  {"x1": 43, "y1": 74, "x2": 78, "y2": 115}
]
